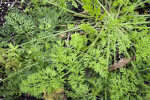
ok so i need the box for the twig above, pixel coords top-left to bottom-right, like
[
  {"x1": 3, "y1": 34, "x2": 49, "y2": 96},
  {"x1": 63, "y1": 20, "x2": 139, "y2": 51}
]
[
  {"x1": 10, "y1": 0, "x2": 18, "y2": 8},
  {"x1": 93, "y1": 21, "x2": 101, "y2": 28},
  {"x1": 0, "y1": 2, "x2": 19, "y2": 4},
  {"x1": 105, "y1": 0, "x2": 108, "y2": 11},
  {"x1": 109, "y1": 0, "x2": 111, "y2": 11}
]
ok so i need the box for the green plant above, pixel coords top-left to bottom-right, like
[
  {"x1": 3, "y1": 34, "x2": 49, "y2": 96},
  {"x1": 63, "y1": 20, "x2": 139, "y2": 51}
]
[
  {"x1": 0, "y1": 5, "x2": 74, "y2": 99},
  {"x1": 0, "y1": 0, "x2": 150, "y2": 100}
]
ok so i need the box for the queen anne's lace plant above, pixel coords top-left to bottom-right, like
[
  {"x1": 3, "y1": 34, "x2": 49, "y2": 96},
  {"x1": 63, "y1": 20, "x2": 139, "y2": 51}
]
[{"x1": 0, "y1": 0, "x2": 150, "y2": 100}]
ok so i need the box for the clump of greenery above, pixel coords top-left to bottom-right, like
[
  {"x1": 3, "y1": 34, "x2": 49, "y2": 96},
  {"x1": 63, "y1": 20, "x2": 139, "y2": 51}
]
[{"x1": 0, "y1": 0, "x2": 150, "y2": 100}]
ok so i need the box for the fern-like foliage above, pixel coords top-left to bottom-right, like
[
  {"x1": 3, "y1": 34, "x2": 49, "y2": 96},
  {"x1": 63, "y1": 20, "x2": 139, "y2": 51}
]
[
  {"x1": 20, "y1": 67, "x2": 65, "y2": 98},
  {"x1": 0, "y1": 6, "x2": 73, "y2": 99},
  {"x1": 0, "y1": 0, "x2": 150, "y2": 100}
]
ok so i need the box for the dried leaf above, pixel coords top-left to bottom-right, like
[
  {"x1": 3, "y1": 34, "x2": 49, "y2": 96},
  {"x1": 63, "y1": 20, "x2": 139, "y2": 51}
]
[
  {"x1": 59, "y1": 33, "x2": 67, "y2": 38},
  {"x1": 43, "y1": 87, "x2": 67, "y2": 100},
  {"x1": 108, "y1": 56, "x2": 135, "y2": 71}
]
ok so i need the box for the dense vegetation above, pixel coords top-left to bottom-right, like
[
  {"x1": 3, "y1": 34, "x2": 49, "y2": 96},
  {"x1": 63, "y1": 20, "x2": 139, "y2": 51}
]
[{"x1": 0, "y1": 0, "x2": 150, "y2": 99}]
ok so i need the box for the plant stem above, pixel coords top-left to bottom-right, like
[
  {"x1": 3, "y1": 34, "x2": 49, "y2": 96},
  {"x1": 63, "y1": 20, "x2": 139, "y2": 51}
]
[
  {"x1": 119, "y1": 21, "x2": 150, "y2": 25},
  {"x1": 105, "y1": 87, "x2": 107, "y2": 100},
  {"x1": 107, "y1": 28, "x2": 110, "y2": 67},
  {"x1": 135, "y1": 1, "x2": 148, "y2": 8},
  {"x1": 131, "y1": 14, "x2": 150, "y2": 17},
  {"x1": 47, "y1": 1, "x2": 91, "y2": 18},
  {"x1": 76, "y1": 0, "x2": 84, "y2": 6},
  {"x1": 77, "y1": 24, "x2": 106, "y2": 63},
  {"x1": 97, "y1": 0, "x2": 111, "y2": 17},
  {"x1": 19, "y1": 26, "x2": 81, "y2": 47}
]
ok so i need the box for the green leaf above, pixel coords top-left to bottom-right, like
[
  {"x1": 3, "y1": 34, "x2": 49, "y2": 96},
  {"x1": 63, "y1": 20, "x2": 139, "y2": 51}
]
[
  {"x1": 8, "y1": 43, "x2": 14, "y2": 49},
  {"x1": 70, "y1": 33, "x2": 87, "y2": 50},
  {"x1": 27, "y1": 50, "x2": 32, "y2": 54},
  {"x1": 45, "y1": 42, "x2": 50, "y2": 49}
]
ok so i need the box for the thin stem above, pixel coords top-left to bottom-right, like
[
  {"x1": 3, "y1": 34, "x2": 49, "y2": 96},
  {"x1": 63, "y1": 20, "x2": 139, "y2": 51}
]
[
  {"x1": 88, "y1": 24, "x2": 105, "y2": 51},
  {"x1": 130, "y1": 46, "x2": 136, "y2": 55},
  {"x1": 133, "y1": 27, "x2": 150, "y2": 28},
  {"x1": 10, "y1": 0, "x2": 18, "y2": 8},
  {"x1": 105, "y1": 87, "x2": 107, "y2": 100},
  {"x1": 77, "y1": 24, "x2": 106, "y2": 63},
  {"x1": 116, "y1": 5, "x2": 121, "y2": 19},
  {"x1": 105, "y1": 0, "x2": 108, "y2": 11},
  {"x1": 119, "y1": 21, "x2": 150, "y2": 25},
  {"x1": 19, "y1": 21, "x2": 96, "y2": 47},
  {"x1": 131, "y1": 14, "x2": 150, "y2": 17},
  {"x1": 120, "y1": 2, "x2": 136, "y2": 16},
  {"x1": 134, "y1": 1, "x2": 148, "y2": 8},
  {"x1": 139, "y1": 68, "x2": 150, "y2": 72},
  {"x1": 113, "y1": 27, "x2": 117, "y2": 64},
  {"x1": 76, "y1": 0, "x2": 84, "y2": 6},
  {"x1": 107, "y1": 28, "x2": 110, "y2": 67},
  {"x1": 109, "y1": 0, "x2": 111, "y2": 11},
  {"x1": 47, "y1": 1, "x2": 91, "y2": 18},
  {"x1": 97, "y1": 0, "x2": 111, "y2": 17},
  {"x1": 19, "y1": 26, "x2": 81, "y2": 47}
]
